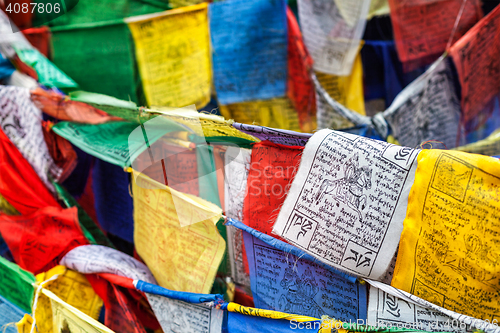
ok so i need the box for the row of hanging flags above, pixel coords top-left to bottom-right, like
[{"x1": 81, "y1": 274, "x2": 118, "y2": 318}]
[
  {"x1": 1, "y1": 0, "x2": 500, "y2": 147},
  {"x1": 0, "y1": 1, "x2": 498, "y2": 333},
  {"x1": 1, "y1": 83, "x2": 500, "y2": 333}
]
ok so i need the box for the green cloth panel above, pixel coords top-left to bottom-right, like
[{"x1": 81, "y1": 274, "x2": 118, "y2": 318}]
[
  {"x1": 69, "y1": 90, "x2": 155, "y2": 124},
  {"x1": 13, "y1": 46, "x2": 77, "y2": 88},
  {"x1": 33, "y1": 0, "x2": 169, "y2": 27},
  {"x1": 53, "y1": 182, "x2": 115, "y2": 249},
  {"x1": 52, "y1": 120, "x2": 187, "y2": 167},
  {"x1": 50, "y1": 23, "x2": 140, "y2": 102},
  {"x1": 0, "y1": 256, "x2": 35, "y2": 312}
]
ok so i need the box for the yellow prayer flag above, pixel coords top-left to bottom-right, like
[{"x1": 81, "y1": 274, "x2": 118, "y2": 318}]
[
  {"x1": 45, "y1": 288, "x2": 114, "y2": 333},
  {"x1": 315, "y1": 52, "x2": 365, "y2": 116},
  {"x1": 169, "y1": 0, "x2": 205, "y2": 9},
  {"x1": 16, "y1": 314, "x2": 33, "y2": 333},
  {"x1": 367, "y1": 0, "x2": 389, "y2": 19},
  {"x1": 133, "y1": 173, "x2": 226, "y2": 293},
  {"x1": 219, "y1": 97, "x2": 301, "y2": 132},
  {"x1": 454, "y1": 128, "x2": 500, "y2": 156},
  {"x1": 17, "y1": 265, "x2": 103, "y2": 333},
  {"x1": 145, "y1": 109, "x2": 259, "y2": 141},
  {"x1": 226, "y1": 302, "x2": 319, "y2": 322},
  {"x1": 126, "y1": 3, "x2": 211, "y2": 108},
  {"x1": 392, "y1": 150, "x2": 500, "y2": 321}
]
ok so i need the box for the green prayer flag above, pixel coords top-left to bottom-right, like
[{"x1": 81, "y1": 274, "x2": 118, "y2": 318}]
[
  {"x1": 13, "y1": 46, "x2": 77, "y2": 89},
  {"x1": 0, "y1": 256, "x2": 35, "y2": 313},
  {"x1": 52, "y1": 119, "x2": 187, "y2": 167},
  {"x1": 69, "y1": 90, "x2": 152, "y2": 123},
  {"x1": 50, "y1": 23, "x2": 140, "y2": 101}
]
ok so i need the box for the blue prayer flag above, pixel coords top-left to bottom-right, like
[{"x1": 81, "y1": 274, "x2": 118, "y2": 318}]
[
  {"x1": 210, "y1": 0, "x2": 288, "y2": 105},
  {"x1": 227, "y1": 312, "x2": 320, "y2": 333},
  {"x1": 231, "y1": 219, "x2": 367, "y2": 322}
]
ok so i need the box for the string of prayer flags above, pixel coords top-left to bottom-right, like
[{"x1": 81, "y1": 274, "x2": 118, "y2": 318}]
[
  {"x1": 391, "y1": 150, "x2": 500, "y2": 322},
  {"x1": 52, "y1": 119, "x2": 186, "y2": 167},
  {"x1": 0, "y1": 85, "x2": 62, "y2": 190},
  {"x1": 31, "y1": 88, "x2": 122, "y2": 124},
  {"x1": 273, "y1": 129, "x2": 419, "y2": 279},
  {"x1": 210, "y1": 0, "x2": 288, "y2": 105},
  {"x1": 219, "y1": 98, "x2": 301, "y2": 132},
  {"x1": 19, "y1": 265, "x2": 104, "y2": 333},
  {"x1": 132, "y1": 173, "x2": 225, "y2": 293},
  {"x1": 239, "y1": 222, "x2": 367, "y2": 321},
  {"x1": 232, "y1": 123, "x2": 312, "y2": 147},
  {"x1": 0, "y1": 127, "x2": 60, "y2": 214},
  {"x1": 126, "y1": 3, "x2": 211, "y2": 108},
  {"x1": 381, "y1": 56, "x2": 465, "y2": 149},
  {"x1": 389, "y1": 0, "x2": 482, "y2": 72},
  {"x1": 0, "y1": 256, "x2": 35, "y2": 312},
  {"x1": 286, "y1": 7, "x2": 316, "y2": 133},
  {"x1": 297, "y1": 0, "x2": 371, "y2": 76},
  {"x1": 449, "y1": 4, "x2": 500, "y2": 125},
  {"x1": 0, "y1": 206, "x2": 88, "y2": 275},
  {"x1": 60, "y1": 245, "x2": 157, "y2": 284},
  {"x1": 243, "y1": 141, "x2": 303, "y2": 238}
]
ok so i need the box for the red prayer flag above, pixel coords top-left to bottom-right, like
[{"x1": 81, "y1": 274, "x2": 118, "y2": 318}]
[
  {"x1": 30, "y1": 88, "x2": 122, "y2": 124},
  {"x1": 389, "y1": 0, "x2": 482, "y2": 71},
  {"x1": 87, "y1": 275, "x2": 160, "y2": 333},
  {"x1": 243, "y1": 141, "x2": 303, "y2": 238},
  {"x1": 449, "y1": 4, "x2": 500, "y2": 124},
  {"x1": 0, "y1": 127, "x2": 59, "y2": 214},
  {"x1": 286, "y1": 7, "x2": 316, "y2": 132},
  {"x1": 0, "y1": 206, "x2": 87, "y2": 274}
]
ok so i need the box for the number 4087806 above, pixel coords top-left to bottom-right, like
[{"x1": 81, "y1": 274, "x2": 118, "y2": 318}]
[{"x1": 6, "y1": 2, "x2": 61, "y2": 14}]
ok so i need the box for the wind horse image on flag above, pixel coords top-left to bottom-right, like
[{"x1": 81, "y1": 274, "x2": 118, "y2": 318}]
[{"x1": 0, "y1": 0, "x2": 499, "y2": 332}]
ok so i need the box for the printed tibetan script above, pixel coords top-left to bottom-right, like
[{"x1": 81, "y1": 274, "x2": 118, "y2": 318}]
[{"x1": 273, "y1": 129, "x2": 419, "y2": 279}]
